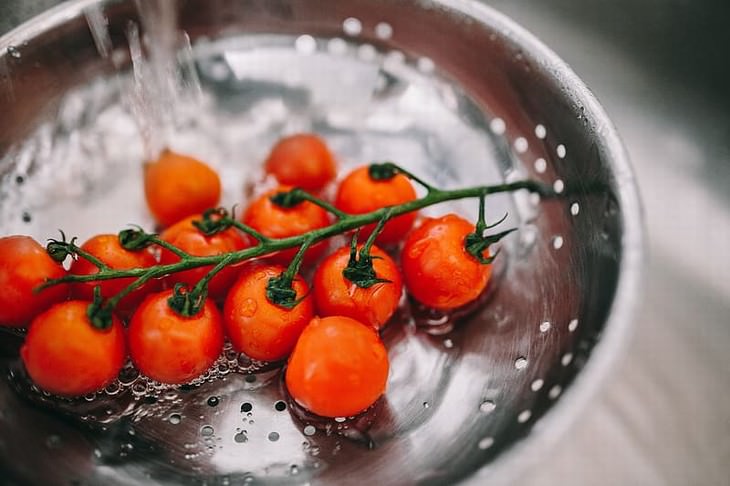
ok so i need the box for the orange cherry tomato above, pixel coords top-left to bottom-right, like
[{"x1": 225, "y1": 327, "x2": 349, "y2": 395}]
[
  {"x1": 223, "y1": 264, "x2": 314, "y2": 362},
  {"x1": 285, "y1": 315, "x2": 389, "y2": 418},
  {"x1": 70, "y1": 234, "x2": 158, "y2": 318},
  {"x1": 128, "y1": 289, "x2": 224, "y2": 384},
  {"x1": 242, "y1": 186, "x2": 330, "y2": 264},
  {"x1": 0, "y1": 236, "x2": 68, "y2": 327},
  {"x1": 313, "y1": 244, "x2": 402, "y2": 329},
  {"x1": 401, "y1": 214, "x2": 492, "y2": 310},
  {"x1": 144, "y1": 149, "x2": 221, "y2": 227},
  {"x1": 335, "y1": 165, "x2": 418, "y2": 245},
  {"x1": 21, "y1": 300, "x2": 126, "y2": 396},
  {"x1": 265, "y1": 133, "x2": 337, "y2": 191},
  {"x1": 160, "y1": 216, "x2": 249, "y2": 301}
]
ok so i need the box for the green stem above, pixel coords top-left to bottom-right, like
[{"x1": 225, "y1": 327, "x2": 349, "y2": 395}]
[{"x1": 40, "y1": 178, "x2": 549, "y2": 294}]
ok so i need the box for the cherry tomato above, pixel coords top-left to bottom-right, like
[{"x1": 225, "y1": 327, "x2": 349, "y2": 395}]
[
  {"x1": 223, "y1": 264, "x2": 314, "y2": 362},
  {"x1": 21, "y1": 300, "x2": 126, "y2": 396},
  {"x1": 242, "y1": 186, "x2": 330, "y2": 264},
  {"x1": 285, "y1": 315, "x2": 389, "y2": 418},
  {"x1": 144, "y1": 149, "x2": 221, "y2": 227},
  {"x1": 70, "y1": 234, "x2": 158, "y2": 318},
  {"x1": 313, "y1": 244, "x2": 402, "y2": 329},
  {"x1": 401, "y1": 214, "x2": 492, "y2": 310},
  {"x1": 160, "y1": 216, "x2": 249, "y2": 300},
  {"x1": 128, "y1": 289, "x2": 224, "y2": 384},
  {"x1": 265, "y1": 133, "x2": 337, "y2": 191},
  {"x1": 0, "y1": 236, "x2": 67, "y2": 327},
  {"x1": 335, "y1": 165, "x2": 417, "y2": 245}
]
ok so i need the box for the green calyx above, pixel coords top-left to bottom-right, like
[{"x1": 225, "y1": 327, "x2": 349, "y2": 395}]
[
  {"x1": 342, "y1": 232, "x2": 391, "y2": 289},
  {"x1": 118, "y1": 226, "x2": 156, "y2": 251},
  {"x1": 192, "y1": 208, "x2": 234, "y2": 236},
  {"x1": 368, "y1": 162, "x2": 398, "y2": 181},
  {"x1": 86, "y1": 286, "x2": 113, "y2": 330},
  {"x1": 270, "y1": 189, "x2": 305, "y2": 209},
  {"x1": 167, "y1": 283, "x2": 206, "y2": 317}
]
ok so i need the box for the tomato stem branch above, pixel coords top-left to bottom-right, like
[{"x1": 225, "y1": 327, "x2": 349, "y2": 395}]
[{"x1": 40, "y1": 170, "x2": 552, "y2": 316}]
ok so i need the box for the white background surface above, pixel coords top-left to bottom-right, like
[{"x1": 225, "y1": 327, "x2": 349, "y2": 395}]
[{"x1": 484, "y1": 2, "x2": 730, "y2": 485}]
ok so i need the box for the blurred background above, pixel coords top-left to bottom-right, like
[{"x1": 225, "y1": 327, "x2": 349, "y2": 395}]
[{"x1": 1, "y1": 1, "x2": 729, "y2": 484}]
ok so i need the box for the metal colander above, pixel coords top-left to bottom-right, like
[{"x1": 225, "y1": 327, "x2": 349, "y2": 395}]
[{"x1": 0, "y1": 0, "x2": 643, "y2": 484}]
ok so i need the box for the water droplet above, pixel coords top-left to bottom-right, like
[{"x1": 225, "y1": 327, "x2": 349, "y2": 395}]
[
  {"x1": 295, "y1": 34, "x2": 317, "y2": 55},
  {"x1": 422, "y1": 401, "x2": 430, "y2": 409},
  {"x1": 443, "y1": 338, "x2": 454, "y2": 348},
  {"x1": 45, "y1": 435, "x2": 61, "y2": 449},
  {"x1": 515, "y1": 357, "x2": 528, "y2": 370},
  {"x1": 22, "y1": 212, "x2": 32, "y2": 223},
  {"x1": 268, "y1": 432, "x2": 280, "y2": 442},
  {"x1": 7, "y1": 46, "x2": 21, "y2": 59},
  {"x1": 478, "y1": 437, "x2": 494, "y2": 450},
  {"x1": 234, "y1": 430, "x2": 248, "y2": 443},
  {"x1": 168, "y1": 413, "x2": 182, "y2": 425},
  {"x1": 200, "y1": 425, "x2": 215, "y2": 437},
  {"x1": 479, "y1": 400, "x2": 496, "y2": 414},
  {"x1": 290, "y1": 465, "x2": 300, "y2": 475},
  {"x1": 539, "y1": 321, "x2": 551, "y2": 332},
  {"x1": 343, "y1": 17, "x2": 362, "y2": 36},
  {"x1": 334, "y1": 417, "x2": 346, "y2": 423},
  {"x1": 241, "y1": 402, "x2": 253, "y2": 413},
  {"x1": 375, "y1": 22, "x2": 393, "y2": 39},
  {"x1": 535, "y1": 124, "x2": 547, "y2": 139},
  {"x1": 240, "y1": 298, "x2": 257, "y2": 317},
  {"x1": 534, "y1": 158, "x2": 547, "y2": 173},
  {"x1": 303, "y1": 425, "x2": 316, "y2": 436},
  {"x1": 207, "y1": 396, "x2": 219, "y2": 407}
]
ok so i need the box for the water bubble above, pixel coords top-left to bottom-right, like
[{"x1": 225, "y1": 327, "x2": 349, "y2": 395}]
[
  {"x1": 274, "y1": 400, "x2": 287, "y2": 412},
  {"x1": 168, "y1": 413, "x2": 182, "y2": 425},
  {"x1": 422, "y1": 401, "x2": 430, "y2": 409},
  {"x1": 303, "y1": 425, "x2": 316, "y2": 436},
  {"x1": 290, "y1": 464, "x2": 300, "y2": 475},
  {"x1": 268, "y1": 432, "x2": 280, "y2": 442},
  {"x1": 334, "y1": 417, "x2": 346, "y2": 423},
  {"x1": 539, "y1": 321, "x2": 551, "y2": 332},
  {"x1": 200, "y1": 425, "x2": 215, "y2": 437},
  {"x1": 207, "y1": 396, "x2": 220, "y2": 407},
  {"x1": 443, "y1": 338, "x2": 454, "y2": 349},
  {"x1": 479, "y1": 400, "x2": 496, "y2": 414},
  {"x1": 514, "y1": 357, "x2": 528, "y2": 370},
  {"x1": 234, "y1": 430, "x2": 248, "y2": 443}
]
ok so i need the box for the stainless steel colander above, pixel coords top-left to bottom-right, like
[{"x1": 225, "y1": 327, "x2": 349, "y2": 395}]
[{"x1": 0, "y1": 0, "x2": 643, "y2": 484}]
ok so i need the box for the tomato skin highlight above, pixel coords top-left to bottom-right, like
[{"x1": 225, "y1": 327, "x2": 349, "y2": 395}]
[
  {"x1": 0, "y1": 235, "x2": 68, "y2": 327},
  {"x1": 313, "y1": 244, "x2": 402, "y2": 329},
  {"x1": 401, "y1": 213, "x2": 492, "y2": 310},
  {"x1": 265, "y1": 134, "x2": 337, "y2": 191},
  {"x1": 242, "y1": 186, "x2": 330, "y2": 264},
  {"x1": 70, "y1": 234, "x2": 158, "y2": 318},
  {"x1": 127, "y1": 290, "x2": 224, "y2": 385},
  {"x1": 223, "y1": 264, "x2": 314, "y2": 362},
  {"x1": 285, "y1": 316, "x2": 389, "y2": 418},
  {"x1": 159, "y1": 216, "x2": 249, "y2": 300},
  {"x1": 21, "y1": 300, "x2": 126, "y2": 396},
  {"x1": 335, "y1": 166, "x2": 418, "y2": 244},
  {"x1": 144, "y1": 149, "x2": 221, "y2": 228}
]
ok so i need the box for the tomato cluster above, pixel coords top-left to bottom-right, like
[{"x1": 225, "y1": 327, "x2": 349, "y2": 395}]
[{"x1": 0, "y1": 133, "x2": 498, "y2": 419}]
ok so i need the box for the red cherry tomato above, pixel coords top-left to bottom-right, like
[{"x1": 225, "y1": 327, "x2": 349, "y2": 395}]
[
  {"x1": 127, "y1": 289, "x2": 224, "y2": 384},
  {"x1": 160, "y1": 216, "x2": 249, "y2": 300},
  {"x1": 0, "y1": 236, "x2": 67, "y2": 327},
  {"x1": 223, "y1": 264, "x2": 314, "y2": 362},
  {"x1": 313, "y1": 244, "x2": 402, "y2": 329},
  {"x1": 70, "y1": 234, "x2": 158, "y2": 318},
  {"x1": 144, "y1": 149, "x2": 221, "y2": 227},
  {"x1": 335, "y1": 165, "x2": 418, "y2": 245},
  {"x1": 21, "y1": 300, "x2": 126, "y2": 396},
  {"x1": 242, "y1": 186, "x2": 330, "y2": 264},
  {"x1": 401, "y1": 214, "x2": 492, "y2": 310},
  {"x1": 265, "y1": 133, "x2": 337, "y2": 191},
  {"x1": 285, "y1": 315, "x2": 389, "y2": 418}
]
